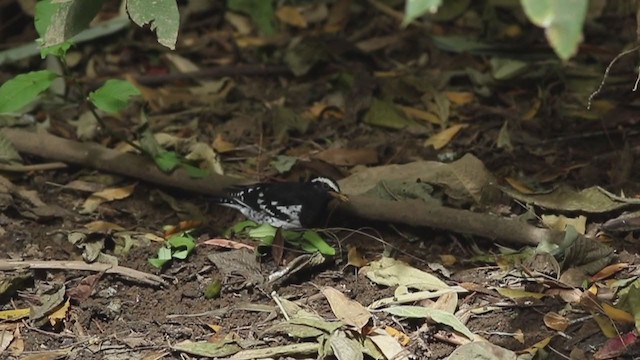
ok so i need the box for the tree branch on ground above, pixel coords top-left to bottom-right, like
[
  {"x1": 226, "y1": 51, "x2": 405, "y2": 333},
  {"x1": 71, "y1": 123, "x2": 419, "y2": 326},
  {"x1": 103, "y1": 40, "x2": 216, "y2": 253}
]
[{"x1": 2, "y1": 128, "x2": 566, "y2": 247}]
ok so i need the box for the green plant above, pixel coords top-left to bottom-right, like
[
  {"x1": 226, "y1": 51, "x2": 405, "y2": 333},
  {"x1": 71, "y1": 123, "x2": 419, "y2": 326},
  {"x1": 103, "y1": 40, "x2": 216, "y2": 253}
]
[
  {"x1": 226, "y1": 221, "x2": 336, "y2": 256},
  {"x1": 148, "y1": 232, "x2": 197, "y2": 268}
]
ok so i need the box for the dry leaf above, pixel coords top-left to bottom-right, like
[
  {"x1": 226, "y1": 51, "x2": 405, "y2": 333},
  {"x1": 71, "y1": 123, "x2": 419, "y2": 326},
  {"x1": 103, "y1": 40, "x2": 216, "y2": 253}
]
[
  {"x1": 424, "y1": 124, "x2": 467, "y2": 150},
  {"x1": 48, "y1": 299, "x2": 70, "y2": 328},
  {"x1": 321, "y1": 286, "x2": 371, "y2": 330},
  {"x1": 368, "y1": 328, "x2": 409, "y2": 360},
  {"x1": 212, "y1": 134, "x2": 236, "y2": 153},
  {"x1": 444, "y1": 91, "x2": 474, "y2": 105},
  {"x1": 276, "y1": 6, "x2": 308, "y2": 27},
  {"x1": 522, "y1": 98, "x2": 541, "y2": 120},
  {"x1": 590, "y1": 263, "x2": 629, "y2": 282},
  {"x1": 398, "y1": 105, "x2": 441, "y2": 124},
  {"x1": 593, "y1": 313, "x2": 617, "y2": 338},
  {"x1": 84, "y1": 220, "x2": 125, "y2": 232},
  {"x1": 495, "y1": 288, "x2": 544, "y2": 300},
  {"x1": 520, "y1": 336, "x2": 551, "y2": 356},
  {"x1": 513, "y1": 329, "x2": 525, "y2": 344},
  {"x1": 0, "y1": 308, "x2": 30, "y2": 321},
  {"x1": 543, "y1": 311, "x2": 569, "y2": 331},
  {"x1": 439, "y1": 254, "x2": 456, "y2": 267},
  {"x1": 347, "y1": 246, "x2": 368, "y2": 268},
  {"x1": 202, "y1": 238, "x2": 255, "y2": 251},
  {"x1": 545, "y1": 288, "x2": 582, "y2": 303},
  {"x1": 0, "y1": 329, "x2": 14, "y2": 353},
  {"x1": 602, "y1": 303, "x2": 634, "y2": 324},
  {"x1": 541, "y1": 214, "x2": 587, "y2": 234},
  {"x1": 81, "y1": 184, "x2": 136, "y2": 213},
  {"x1": 504, "y1": 177, "x2": 534, "y2": 194},
  {"x1": 384, "y1": 326, "x2": 410, "y2": 346}
]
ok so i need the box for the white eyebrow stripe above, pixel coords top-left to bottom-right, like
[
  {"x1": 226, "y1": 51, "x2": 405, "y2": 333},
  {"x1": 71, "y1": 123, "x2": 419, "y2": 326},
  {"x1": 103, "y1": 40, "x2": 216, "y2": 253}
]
[{"x1": 311, "y1": 177, "x2": 340, "y2": 192}]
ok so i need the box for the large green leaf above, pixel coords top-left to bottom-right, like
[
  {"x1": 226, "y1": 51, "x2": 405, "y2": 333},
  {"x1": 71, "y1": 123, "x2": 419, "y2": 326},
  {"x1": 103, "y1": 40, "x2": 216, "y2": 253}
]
[
  {"x1": 42, "y1": 0, "x2": 107, "y2": 47},
  {"x1": 127, "y1": 0, "x2": 180, "y2": 50},
  {"x1": 521, "y1": 0, "x2": 588, "y2": 60},
  {"x1": 0, "y1": 70, "x2": 58, "y2": 114}
]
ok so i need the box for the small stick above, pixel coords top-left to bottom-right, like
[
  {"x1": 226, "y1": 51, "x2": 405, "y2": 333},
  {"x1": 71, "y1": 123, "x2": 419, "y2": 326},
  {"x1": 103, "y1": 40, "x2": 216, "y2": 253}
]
[
  {"x1": 0, "y1": 162, "x2": 67, "y2": 172},
  {"x1": 0, "y1": 259, "x2": 166, "y2": 287}
]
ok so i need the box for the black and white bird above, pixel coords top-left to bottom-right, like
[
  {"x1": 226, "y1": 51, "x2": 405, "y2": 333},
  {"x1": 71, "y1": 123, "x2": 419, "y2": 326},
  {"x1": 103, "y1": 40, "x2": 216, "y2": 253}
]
[{"x1": 212, "y1": 177, "x2": 345, "y2": 229}]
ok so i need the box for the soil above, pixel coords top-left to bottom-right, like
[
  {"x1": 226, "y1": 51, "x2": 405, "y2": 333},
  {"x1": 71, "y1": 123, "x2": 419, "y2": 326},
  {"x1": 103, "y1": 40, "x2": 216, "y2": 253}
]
[{"x1": 2, "y1": 174, "x2": 592, "y2": 360}]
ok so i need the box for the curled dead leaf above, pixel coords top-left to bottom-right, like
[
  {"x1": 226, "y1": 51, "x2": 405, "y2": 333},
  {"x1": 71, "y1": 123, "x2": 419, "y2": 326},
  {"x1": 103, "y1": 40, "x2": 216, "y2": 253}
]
[
  {"x1": 543, "y1": 311, "x2": 568, "y2": 331},
  {"x1": 424, "y1": 124, "x2": 467, "y2": 150}
]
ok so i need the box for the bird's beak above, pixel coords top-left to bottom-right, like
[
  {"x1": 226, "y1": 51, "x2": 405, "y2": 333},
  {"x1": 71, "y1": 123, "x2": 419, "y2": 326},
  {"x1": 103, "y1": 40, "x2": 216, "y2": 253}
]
[{"x1": 329, "y1": 191, "x2": 349, "y2": 202}]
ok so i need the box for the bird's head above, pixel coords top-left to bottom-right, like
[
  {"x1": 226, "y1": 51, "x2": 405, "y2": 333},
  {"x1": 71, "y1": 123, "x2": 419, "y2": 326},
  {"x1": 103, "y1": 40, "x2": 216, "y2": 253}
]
[{"x1": 310, "y1": 176, "x2": 348, "y2": 202}]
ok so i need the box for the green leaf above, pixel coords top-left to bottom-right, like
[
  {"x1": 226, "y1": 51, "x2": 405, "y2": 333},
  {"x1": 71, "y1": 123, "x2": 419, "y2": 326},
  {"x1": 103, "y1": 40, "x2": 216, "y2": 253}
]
[
  {"x1": 248, "y1": 223, "x2": 278, "y2": 239},
  {"x1": 154, "y1": 151, "x2": 181, "y2": 172},
  {"x1": 158, "y1": 246, "x2": 173, "y2": 260},
  {"x1": 42, "y1": 0, "x2": 107, "y2": 48},
  {"x1": 182, "y1": 163, "x2": 209, "y2": 178},
  {"x1": 172, "y1": 249, "x2": 189, "y2": 259},
  {"x1": 148, "y1": 246, "x2": 173, "y2": 268},
  {"x1": 271, "y1": 155, "x2": 298, "y2": 174},
  {"x1": 300, "y1": 241, "x2": 318, "y2": 253},
  {"x1": 34, "y1": 0, "x2": 56, "y2": 37},
  {"x1": 40, "y1": 42, "x2": 73, "y2": 59},
  {"x1": 225, "y1": 220, "x2": 258, "y2": 237},
  {"x1": 168, "y1": 233, "x2": 196, "y2": 255},
  {"x1": 402, "y1": 0, "x2": 442, "y2": 27},
  {"x1": 302, "y1": 231, "x2": 335, "y2": 256},
  {"x1": 227, "y1": 0, "x2": 275, "y2": 35},
  {"x1": 126, "y1": 0, "x2": 180, "y2": 50},
  {"x1": 204, "y1": 279, "x2": 222, "y2": 299},
  {"x1": 282, "y1": 230, "x2": 302, "y2": 241},
  {"x1": 383, "y1": 305, "x2": 474, "y2": 339},
  {"x1": 520, "y1": 0, "x2": 588, "y2": 60},
  {"x1": 0, "y1": 70, "x2": 58, "y2": 114},
  {"x1": 88, "y1": 79, "x2": 140, "y2": 113},
  {"x1": 148, "y1": 258, "x2": 168, "y2": 268},
  {"x1": 363, "y1": 98, "x2": 416, "y2": 130}
]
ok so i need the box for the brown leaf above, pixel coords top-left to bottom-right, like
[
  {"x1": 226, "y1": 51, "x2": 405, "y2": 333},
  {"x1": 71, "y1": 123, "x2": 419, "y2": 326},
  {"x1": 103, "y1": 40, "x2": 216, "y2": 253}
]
[
  {"x1": 67, "y1": 273, "x2": 103, "y2": 302},
  {"x1": 276, "y1": 6, "x2": 308, "y2": 28},
  {"x1": 202, "y1": 238, "x2": 255, "y2": 251},
  {"x1": 81, "y1": 184, "x2": 136, "y2": 214},
  {"x1": 424, "y1": 124, "x2": 467, "y2": 150},
  {"x1": 590, "y1": 263, "x2": 629, "y2": 282},
  {"x1": 347, "y1": 246, "x2": 368, "y2": 268},
  {"x1": 321, "y1": 286, "x2": 371, "y2": 330},
  {"x1": 271, "y1": 228, "x2": 285, "y2": 266},
  {"x1": 84, "y1": 220, "x2": 125, "y2": 232},
  {"x1": 313, "y1": 148, "x2": 378, "y2": 166},
  {"x1": 543, "y1": 311, "x2": 568, "y2": 331}
]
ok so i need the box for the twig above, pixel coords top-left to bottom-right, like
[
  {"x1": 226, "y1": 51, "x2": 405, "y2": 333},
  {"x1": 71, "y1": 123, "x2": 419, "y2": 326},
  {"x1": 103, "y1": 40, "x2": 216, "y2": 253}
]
[
  {"x1": 132, "y1": 64, "x2": 291, "y2": 87},
  {"x1": 587, "y1": 45, "x2": 640, "y2": 109},
  {"x1": 0, "y1": 162, "x2": 67, "y2": 172},
  {"x1": 0, "y1": 259, "x2": 166, "y2": 287}
]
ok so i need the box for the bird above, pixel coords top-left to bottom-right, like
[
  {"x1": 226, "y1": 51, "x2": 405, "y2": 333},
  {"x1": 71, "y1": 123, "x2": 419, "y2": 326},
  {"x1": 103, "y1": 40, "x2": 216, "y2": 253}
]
[{"x1": 212, "y1": 177, "x2": 345, "y2": 229}]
